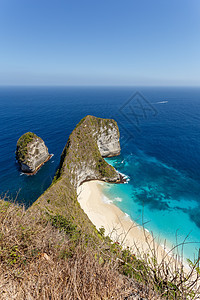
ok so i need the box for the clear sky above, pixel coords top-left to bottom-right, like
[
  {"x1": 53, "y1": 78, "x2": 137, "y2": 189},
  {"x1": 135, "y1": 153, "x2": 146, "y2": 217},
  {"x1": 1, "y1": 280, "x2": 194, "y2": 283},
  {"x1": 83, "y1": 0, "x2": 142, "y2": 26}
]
[{"x1": 0, "y1": 0, "x2": 200, "y2": 86}]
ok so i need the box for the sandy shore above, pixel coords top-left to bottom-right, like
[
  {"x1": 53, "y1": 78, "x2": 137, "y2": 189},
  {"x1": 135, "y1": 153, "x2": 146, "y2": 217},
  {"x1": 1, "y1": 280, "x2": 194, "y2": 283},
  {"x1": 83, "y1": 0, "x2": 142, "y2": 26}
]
[{"x1": 77, "y1": 180, "x2": 175, "y2": 265}]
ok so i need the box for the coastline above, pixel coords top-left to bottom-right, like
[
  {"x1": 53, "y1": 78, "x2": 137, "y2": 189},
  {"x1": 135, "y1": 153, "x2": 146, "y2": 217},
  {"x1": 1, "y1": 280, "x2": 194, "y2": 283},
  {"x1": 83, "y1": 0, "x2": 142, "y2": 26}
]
[
  {"x1": 22, "y1": 154, "x2": 53, "y2": 176},
  {"x1": 77, "y1": 180, "x2": 178, "y2": 266}
]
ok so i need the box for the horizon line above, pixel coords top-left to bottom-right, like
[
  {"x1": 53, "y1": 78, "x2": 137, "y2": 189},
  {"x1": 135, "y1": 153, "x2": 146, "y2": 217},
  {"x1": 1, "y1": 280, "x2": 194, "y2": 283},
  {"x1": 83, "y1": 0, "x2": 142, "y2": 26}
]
[{"x1": 0, "y1": 84, "x2": 200, "y2": 88}]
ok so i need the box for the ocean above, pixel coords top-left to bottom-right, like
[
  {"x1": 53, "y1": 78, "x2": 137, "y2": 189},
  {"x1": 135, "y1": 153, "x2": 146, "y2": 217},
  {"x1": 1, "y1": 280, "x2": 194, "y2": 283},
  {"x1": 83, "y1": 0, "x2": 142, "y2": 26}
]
[{"x1": 0, "y1": 86, "x2": 200, "y2": 260}]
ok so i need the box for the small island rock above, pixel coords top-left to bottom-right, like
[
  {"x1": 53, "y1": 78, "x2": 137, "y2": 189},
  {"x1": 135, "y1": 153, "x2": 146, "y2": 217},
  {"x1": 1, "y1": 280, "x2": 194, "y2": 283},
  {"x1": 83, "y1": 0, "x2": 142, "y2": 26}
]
[{"x1": 16, "y1": 132, "x2": 50, "y2": 174}]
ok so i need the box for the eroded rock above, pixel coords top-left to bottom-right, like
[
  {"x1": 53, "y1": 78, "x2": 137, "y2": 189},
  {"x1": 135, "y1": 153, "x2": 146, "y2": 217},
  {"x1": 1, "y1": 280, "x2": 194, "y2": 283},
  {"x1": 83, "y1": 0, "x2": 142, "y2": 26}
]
[
  {"x1": 95, "y1": 122, "x2": 121, "y2": 157},
  {"x1": 55, "y1": 115, "x2": 121, "y2": 188},
  {"x1": 16, "y1": 132, "x2": 51, "y2": 174}
]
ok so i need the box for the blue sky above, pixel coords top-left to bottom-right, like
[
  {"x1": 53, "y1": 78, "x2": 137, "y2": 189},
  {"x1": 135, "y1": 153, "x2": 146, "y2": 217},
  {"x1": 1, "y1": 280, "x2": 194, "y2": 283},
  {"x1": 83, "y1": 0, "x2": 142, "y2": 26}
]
[{"x1": 0, "y1": 0, "x2": 200, "y2": 86}]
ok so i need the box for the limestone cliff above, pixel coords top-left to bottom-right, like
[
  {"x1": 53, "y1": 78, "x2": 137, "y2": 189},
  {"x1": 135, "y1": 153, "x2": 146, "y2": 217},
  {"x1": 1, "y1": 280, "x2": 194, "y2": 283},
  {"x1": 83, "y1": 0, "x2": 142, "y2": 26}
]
[
  {"x1": 94, "y1": 118, "x2": 120, "y2": 157},
  {"x1": 55, "y1": 115, "x2": 121, "y2": 188},
  {"x1": 16, "y1": 132, "x2": 50, "y2": 174}
]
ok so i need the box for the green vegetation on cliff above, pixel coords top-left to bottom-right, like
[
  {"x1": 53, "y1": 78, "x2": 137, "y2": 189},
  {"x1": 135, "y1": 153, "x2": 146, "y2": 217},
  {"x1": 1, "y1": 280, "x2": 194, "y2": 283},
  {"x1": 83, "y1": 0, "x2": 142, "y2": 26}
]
[
  {"x1": 54, "y1": 115, "x2": 119, "y2": 184},
  {"x1": 16, "y1": 132, "x2": 38, "y2": 163}
]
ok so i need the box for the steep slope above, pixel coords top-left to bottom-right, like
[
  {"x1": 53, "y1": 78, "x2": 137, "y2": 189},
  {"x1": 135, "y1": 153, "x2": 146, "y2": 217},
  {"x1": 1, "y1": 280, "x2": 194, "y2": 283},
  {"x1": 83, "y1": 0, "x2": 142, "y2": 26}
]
[{"x1": 55, "y1": 115, "x2": 121, "y2": 187}]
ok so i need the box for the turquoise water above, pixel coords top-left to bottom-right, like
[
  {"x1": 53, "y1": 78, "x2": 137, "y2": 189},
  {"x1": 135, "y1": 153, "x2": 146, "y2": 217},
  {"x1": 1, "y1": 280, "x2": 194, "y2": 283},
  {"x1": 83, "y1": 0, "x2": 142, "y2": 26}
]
[{"x1": 104, "y1": 154, "x2": 200, "y2": 261}]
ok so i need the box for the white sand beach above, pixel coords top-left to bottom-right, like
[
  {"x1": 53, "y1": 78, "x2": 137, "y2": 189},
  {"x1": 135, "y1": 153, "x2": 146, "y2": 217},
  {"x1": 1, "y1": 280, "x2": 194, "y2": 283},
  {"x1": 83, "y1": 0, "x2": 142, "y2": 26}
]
[{"x1": 77, "y1": 180, "x2": 176, "y2": 265}]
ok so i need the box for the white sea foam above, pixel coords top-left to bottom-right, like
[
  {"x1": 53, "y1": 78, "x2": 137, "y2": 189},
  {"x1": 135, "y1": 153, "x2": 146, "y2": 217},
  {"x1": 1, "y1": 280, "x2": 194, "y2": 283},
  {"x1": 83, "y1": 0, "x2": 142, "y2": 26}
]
[
  {"x1": 124, "y1": 213, "x2": 130, "y2": 219},
  {"x1": 98, "y1": 182, "x2": 104, "y2": 186},
  {"x1": 125, "y1": 178, "x2": 130, "y2": 184},
  {"x1": 114, "y1": 197, "x2": 122, "y2": 202},
  {"x1": 105, "y1": 158, "x2": 130, "y2": 183},
  {"x1": 102, "y1": 195, "x2": 113, "y2": 204},
  {"x1": 118, "y1": 171, "x2": 130, "y2": 183}
]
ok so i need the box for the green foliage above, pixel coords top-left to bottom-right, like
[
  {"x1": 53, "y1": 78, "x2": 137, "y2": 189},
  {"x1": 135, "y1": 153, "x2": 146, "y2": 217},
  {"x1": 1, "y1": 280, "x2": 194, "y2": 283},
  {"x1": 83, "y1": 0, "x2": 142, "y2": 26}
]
[
  {"x1": 98, "y1": 226, "x2": 105, "y2": 237},
  {"x1": 59, "y1": 248, "x2": 74, "y2": 259},
  {"x1": 50, "y1": 214, "x2": 81, "y2": 241},
  {"x1": 187, "y1": 257, "x2": 200, "y2": 275},
  {"x1": 16, "y1": 132, "x2": 37, "y2": 162},
  {"x1": 8, "y1": 245, "x2": 21, "y2": 265}
]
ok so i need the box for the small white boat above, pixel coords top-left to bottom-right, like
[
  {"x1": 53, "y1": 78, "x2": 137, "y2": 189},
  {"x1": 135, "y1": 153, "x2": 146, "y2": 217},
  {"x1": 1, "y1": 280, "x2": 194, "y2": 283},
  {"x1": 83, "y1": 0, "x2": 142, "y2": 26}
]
[{"x1": 157, "y1": 101, "x2": 168, "y2": 104}]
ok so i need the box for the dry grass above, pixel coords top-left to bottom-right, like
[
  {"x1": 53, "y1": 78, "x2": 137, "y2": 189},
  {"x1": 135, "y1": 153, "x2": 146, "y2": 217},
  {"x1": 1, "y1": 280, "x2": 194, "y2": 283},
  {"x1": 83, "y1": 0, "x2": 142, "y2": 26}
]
[
  {"x1": 0, "y1": 198, "x2": 160, "y2": 300},
  {"x1": 1, "y1": 197, "x2": 200, "y2": 299}
]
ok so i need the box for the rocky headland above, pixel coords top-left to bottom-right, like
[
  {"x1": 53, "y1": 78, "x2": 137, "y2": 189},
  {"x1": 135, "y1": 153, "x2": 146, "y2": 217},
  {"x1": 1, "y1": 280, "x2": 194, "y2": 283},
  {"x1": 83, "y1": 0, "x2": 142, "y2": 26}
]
[
  {"x1": 0, "y1": 115, "x2": 190, "y2": 299},
  {"x1": 55, "y1": 115, "x2": 121, "y2": 188},
  {"x1": 30, "y1": 115, "x2": 122, "y2": 228},
  {"x1": 16, "y1": 132, "x2": 52, "y2": 174}
]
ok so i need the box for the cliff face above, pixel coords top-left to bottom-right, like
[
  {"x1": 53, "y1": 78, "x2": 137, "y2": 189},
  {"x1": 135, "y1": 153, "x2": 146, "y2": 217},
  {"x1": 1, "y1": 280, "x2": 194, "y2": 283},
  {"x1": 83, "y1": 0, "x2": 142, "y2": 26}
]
[
  {"x1": 95, "y1": 122, "x2": 120, "y2": 157},
  {"x1": 16, "y1": 132, "x2": 50, "y2": 173},
  {"x1": 56, "y1": 115, "x2": 121, "y2": 188}
]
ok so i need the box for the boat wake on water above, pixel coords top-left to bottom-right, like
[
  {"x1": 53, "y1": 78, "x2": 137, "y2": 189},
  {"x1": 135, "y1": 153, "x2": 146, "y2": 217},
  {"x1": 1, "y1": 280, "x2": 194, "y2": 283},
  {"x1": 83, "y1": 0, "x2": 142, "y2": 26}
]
[{"x1": 153, "y1": 101, "x2": 168, "y2": 104}]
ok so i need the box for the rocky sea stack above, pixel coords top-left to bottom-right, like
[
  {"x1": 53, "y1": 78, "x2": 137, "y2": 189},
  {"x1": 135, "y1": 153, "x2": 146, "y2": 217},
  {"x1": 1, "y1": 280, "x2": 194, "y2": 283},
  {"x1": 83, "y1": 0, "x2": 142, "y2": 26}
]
[{"x1": 16, "y1": 132, "x2": 51, "y2": 174}]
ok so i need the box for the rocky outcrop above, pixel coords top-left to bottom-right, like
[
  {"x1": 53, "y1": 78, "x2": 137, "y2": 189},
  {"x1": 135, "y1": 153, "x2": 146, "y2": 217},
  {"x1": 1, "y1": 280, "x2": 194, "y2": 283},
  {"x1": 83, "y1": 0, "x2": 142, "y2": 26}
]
[
  {"x1": 16, "y1": 132, "x2": 51, "y2": 174},
  {"x1": 55, "y1": 115, "x2": 121, "y2": 188},
  {"x1": 94, "y1": 120, "x2": 121, "y2": 157}
]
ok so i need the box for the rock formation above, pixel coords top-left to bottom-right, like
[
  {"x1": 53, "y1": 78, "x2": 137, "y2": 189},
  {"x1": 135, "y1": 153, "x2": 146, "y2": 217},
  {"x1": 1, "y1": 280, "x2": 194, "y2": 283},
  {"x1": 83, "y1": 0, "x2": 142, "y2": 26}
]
[
  {"x1": 55, "y1": 115, "x2": 121, "y2": 188},
  {"x1": 94, "y1": 119, "x2": 121, "y2": 157},
  {"x1": 16, "y1": 132, "x2": 51, "y2": 174}
]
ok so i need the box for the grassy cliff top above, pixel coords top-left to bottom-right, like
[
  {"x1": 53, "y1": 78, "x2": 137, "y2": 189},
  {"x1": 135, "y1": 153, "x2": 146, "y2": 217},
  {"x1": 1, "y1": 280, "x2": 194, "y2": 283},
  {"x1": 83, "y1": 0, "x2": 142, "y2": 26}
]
[{"x1": 17, "y1": 131, "x2": 37, "y2": 148}]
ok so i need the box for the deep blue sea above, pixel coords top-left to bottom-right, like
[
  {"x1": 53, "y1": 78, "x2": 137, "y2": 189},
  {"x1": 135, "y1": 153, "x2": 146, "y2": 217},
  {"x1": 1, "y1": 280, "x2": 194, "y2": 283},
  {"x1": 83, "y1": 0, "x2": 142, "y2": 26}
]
[{"x1": 0, "y1": 86, "x2": 200, "y2": 260}]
